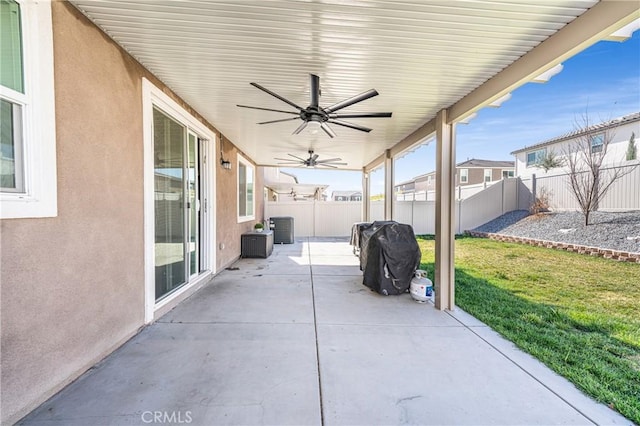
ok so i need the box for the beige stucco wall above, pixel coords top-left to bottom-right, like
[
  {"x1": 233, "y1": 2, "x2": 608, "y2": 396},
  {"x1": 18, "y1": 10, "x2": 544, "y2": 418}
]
[
  {"x1": 0, "y1": 4, "x2": 145, "y2": 423},
  {"x1": 0, "y1": 3, "x2": 261, "y2": 424},
  {"x1": 216, "y1": 140, "x2": 265, "y2": 270}
]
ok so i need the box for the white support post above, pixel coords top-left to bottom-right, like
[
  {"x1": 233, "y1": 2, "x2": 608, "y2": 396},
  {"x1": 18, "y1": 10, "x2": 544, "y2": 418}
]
[
  {"x1": 362, "y1": 169, "x2": 370, "y2": 222},
  {"x1": 434, "y1": 109, "x2": 456, "y2": 311},
  {"x1": 384, "y1": 149, "x2": 394, "y2": 220}
]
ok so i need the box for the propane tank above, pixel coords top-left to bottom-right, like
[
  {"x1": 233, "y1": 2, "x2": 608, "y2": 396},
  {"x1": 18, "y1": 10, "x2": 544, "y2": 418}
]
[{"x1": 410, "y1": 270, "x2": 433, "y2": 303}]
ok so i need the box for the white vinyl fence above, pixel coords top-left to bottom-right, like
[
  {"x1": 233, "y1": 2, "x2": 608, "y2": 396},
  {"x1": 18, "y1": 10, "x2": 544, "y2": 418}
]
[
  {"x1": 266, "y1": 179, "x2": 519, "y2": 236},
  {"x1": 265, "y1": 201, "x2": 362, "y2": 237},
  {"x1": 266, "y1": 165, "x2": 638, "y2": 237},
  {"x1": 395, "y1": 181, "x2": 500, "y2": 201},
  {"x1": 520, "y1": 162, "x2": 640, "y2": 212}
]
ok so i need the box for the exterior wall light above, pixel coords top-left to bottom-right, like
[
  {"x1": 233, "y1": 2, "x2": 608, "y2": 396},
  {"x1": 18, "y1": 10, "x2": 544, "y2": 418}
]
[{"x1": 219, "y1": 133, "x2": 232, "y2": 170}]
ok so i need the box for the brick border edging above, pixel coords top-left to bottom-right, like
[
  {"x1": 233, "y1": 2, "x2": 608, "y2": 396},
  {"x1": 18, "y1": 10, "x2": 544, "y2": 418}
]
[{"x1": 465, "y1": 231, "x2": 640, "y2": 263}]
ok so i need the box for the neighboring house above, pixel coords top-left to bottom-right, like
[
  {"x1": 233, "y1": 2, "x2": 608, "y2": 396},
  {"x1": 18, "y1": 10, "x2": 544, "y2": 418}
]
[
  {"x1": 332, "y1": 190, "x2": 363, "y2": 201},
  {"x1": 511, "y1": 112, "x2": 640, "y2": 179},
  {"x1": 263, "y1": 167, "x2": 328, "y2": 201},
  {"x1": 268, "y1": 183, "x2": 328, "y2": 201},
  {"x1": 456, "y1": 159, "x2": 515, "y2": 186},
  {"x1": 395, "y1": 159, "x2": 515, "y2": 198}
]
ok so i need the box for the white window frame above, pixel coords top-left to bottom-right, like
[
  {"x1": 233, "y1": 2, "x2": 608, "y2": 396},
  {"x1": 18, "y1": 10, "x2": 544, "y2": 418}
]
[
  {"x1": 459, "y1": 168, "x2": 468, "y2": 183},
  {"x1": 484, "y1": 169, "x2": 493, "y2": 182},
  {"x1": 237, "y1": 153, "x2": 255, "y2": 222},
  {"x1": 0, "y1": 0, "x2": 57, "y2": 218},
  {"x1": 526, "y1": 148, "x2": 546, "y2": 167},
  {"x1": 502, "y1": 169, "x2": 515, "y2": 178},
  {"x1": 142, "y1": 78, "x2": 216, "y2": 323},
  {"x1": 590, "y1": 133, "x2": 604, "y2": 154}
]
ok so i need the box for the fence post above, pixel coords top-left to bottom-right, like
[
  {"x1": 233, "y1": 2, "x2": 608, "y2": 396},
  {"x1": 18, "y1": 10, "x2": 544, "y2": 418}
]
[
  {"x1": 313, "y1": 200, "x2": 317, "y2": 237},
  {"x1": 411, "y1": 199, "x2": 415, "y2": 230},
  {"x1": 532, "y1": 173, "x2": 537, "y2": 207},
  {"x1": 501, "y1": 179, "x2": 505, "y2": 214}
]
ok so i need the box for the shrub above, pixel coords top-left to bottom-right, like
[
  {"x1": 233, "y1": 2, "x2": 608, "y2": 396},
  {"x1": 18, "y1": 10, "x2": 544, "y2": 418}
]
[{"x1": 530, "y1": 187, "x2": 551, "y2": 215}]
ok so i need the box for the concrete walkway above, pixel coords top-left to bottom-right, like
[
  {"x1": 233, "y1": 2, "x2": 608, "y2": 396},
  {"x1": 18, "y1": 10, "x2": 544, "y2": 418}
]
[{"x1": 22, "y1": 238, "x2": 629, "y2": 425}]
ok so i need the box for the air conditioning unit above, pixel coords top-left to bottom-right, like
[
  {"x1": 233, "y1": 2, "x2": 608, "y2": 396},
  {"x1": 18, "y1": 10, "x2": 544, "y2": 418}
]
[{"x1": 269, "y1": 216, "x2": 294, "y2": 244}]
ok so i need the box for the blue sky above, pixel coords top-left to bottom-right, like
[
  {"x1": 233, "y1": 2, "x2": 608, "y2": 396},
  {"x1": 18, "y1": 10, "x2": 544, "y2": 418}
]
[{"x1": 283, "y1": 31, "x2": 640, "y2": 196}]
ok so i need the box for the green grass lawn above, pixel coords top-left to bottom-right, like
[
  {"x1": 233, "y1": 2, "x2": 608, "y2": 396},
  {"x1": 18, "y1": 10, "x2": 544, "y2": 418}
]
[{"x1": 417, "y1": 236, "x2": 640, "y2": 424}]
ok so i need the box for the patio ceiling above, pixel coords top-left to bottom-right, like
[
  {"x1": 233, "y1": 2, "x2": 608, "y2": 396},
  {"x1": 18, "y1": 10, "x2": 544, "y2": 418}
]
[{"x1": 69, "y1": 1, "x2": 637, "y2": 170}]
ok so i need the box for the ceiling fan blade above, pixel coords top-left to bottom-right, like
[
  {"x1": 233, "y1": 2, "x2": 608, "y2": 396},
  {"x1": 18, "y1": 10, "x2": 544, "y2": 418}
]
[
  {"x1": 324, "y1": 89, "x2": 378, "y2": 113},
  {"x1": 287, "y1": 153, "x2": 307, "y2": 161},
  {"x1": 274, "y1": 158, "x2": 301, "y2": 162},
  {"x1": 250, "y1": 82, "x2": 305, "y2": 111},
  {"x1": 330, "y1": 112, "x2": 392, "y2": 118},
  {"x1": 277, "y1": 162, "x2": 302, "y2": 165},
  {"x1": 315, "y1": 157, "x2": 342, "y2": 163},
  {"x1": 317, "y1": 163, "x2": 338, "y2": 168},
  {"x1": 292, "y1": 121, "x2": 308, "y2": 135},
  {"x1": 237, "y1": 104, "x2": 299, "y2": 115},
  {"x1": 311, "y1": 153, "x2": 319, "y2": 162},
  {"x1": 310, "y1": 74, "x2": 320, "y2": 108},
  {"x1": 320, "y1": 122, "x2": 336, "y2": 138},
  {"x1": 328, "y1": 119, "x2": 372, "y2": 133},
  {"x1": 258, "y1": 117, "x2": 300, "y2": 125}
]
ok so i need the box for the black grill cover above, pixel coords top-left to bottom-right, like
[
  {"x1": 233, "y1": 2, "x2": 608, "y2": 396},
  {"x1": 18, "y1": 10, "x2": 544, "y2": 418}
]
[{"x1": 360, "y1": 221, "x2": 421, "y2": 295}]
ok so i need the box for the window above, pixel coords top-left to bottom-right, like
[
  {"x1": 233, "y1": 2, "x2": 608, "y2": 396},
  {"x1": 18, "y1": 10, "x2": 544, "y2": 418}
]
[
  {"x1": 484, "y1": 169, "x2": 492, "y2": 182},
  {"x1": 237, "y1": 154, "x2": 254, "y2": 221},
  {"x1": 0, "y1": 0, "x2": 57, "y2": 218},
  {"x1": 459, "y1": 169, "x2": 468, "y2": 183},
  {"x1": 590, "y1": 133, "x2": 604, "y2": 154},
  {"x1": 526, "y1": 149, "x2": 546, "y2": 167},
  {"x1": 1, "y1": 0, "x2": 23, "y2": 192},
  {"x1": 502, "y1": 170, "x2": 514, "y2": 179}
]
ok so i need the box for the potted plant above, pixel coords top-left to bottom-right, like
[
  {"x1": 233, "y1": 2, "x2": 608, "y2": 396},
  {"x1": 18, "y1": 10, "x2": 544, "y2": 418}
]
[{"x1": 254, "y1": 222, "x2": 264, "y2": 232}]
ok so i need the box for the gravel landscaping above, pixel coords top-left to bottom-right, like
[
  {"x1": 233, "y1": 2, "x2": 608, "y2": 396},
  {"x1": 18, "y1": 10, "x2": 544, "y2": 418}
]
[{"x1": 474, "y1": 210, "x2": 640, "y2": 253}]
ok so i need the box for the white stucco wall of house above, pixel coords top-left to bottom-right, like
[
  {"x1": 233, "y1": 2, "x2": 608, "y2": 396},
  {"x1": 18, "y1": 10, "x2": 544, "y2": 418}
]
[{"x1": 514, "y1": 119, "x2": 639, "y2": 179}]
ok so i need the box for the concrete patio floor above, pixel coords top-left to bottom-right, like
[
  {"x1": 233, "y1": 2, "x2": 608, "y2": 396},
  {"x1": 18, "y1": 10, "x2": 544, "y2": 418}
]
[{"x1": 21, "y1": 238, "x2": 629, "y2": 426}]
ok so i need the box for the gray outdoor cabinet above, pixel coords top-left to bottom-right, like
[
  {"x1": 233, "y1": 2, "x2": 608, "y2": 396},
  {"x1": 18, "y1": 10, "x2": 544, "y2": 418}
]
[{"x1": 241, "y1": 230, "x2": 274, "y2": 258}]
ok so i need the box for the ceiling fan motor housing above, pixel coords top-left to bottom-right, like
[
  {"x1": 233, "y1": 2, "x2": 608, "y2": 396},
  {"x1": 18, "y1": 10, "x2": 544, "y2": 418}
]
[
  {"x1": 300, "y1": 107, "x2": 327, "y2": 123},
  {"x1": 237, "y1": 73, "x2": 392, "y2": 140}
]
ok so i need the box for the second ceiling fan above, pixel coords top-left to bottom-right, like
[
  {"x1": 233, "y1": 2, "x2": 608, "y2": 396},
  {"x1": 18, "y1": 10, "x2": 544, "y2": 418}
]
[
  {"x1": 275, "y1": 150, "x2": 346, "y2": 169},
  {"x1": 237, "y1": 74, "x2": 392, "y2": 138}
]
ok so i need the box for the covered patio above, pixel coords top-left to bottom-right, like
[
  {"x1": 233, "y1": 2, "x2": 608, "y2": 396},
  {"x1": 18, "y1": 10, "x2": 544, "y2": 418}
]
[
  {"x1": 22, "y1": 239, "x2": 627, "y2": 425},
  {"x1": 68, "y1": 0, "x2": 640, "y2": 312},
  {"x1": 3, "y1": 2, "x2": 640, "y2": 424}
]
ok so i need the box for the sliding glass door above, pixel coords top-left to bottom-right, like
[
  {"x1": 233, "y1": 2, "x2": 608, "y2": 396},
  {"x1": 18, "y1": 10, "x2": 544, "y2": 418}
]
[
  {"x1": 187, "y1": 131, "x2": 200, "y2": 278},
  {"x1": 153, "y1": 108, "x2": 204, "y2": 300}
]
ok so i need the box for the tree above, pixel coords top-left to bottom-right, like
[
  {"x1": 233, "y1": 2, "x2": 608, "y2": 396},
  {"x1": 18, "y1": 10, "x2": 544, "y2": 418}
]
[
  {"x1": 626, "y1": 131, "x2": 637, "y2": 161},
  {"x1": 563, "y1": 114, "x2": 638, "y2": 226},
  {"x1": 536, "y1": 150, "x2": 564, "y2": 172}
]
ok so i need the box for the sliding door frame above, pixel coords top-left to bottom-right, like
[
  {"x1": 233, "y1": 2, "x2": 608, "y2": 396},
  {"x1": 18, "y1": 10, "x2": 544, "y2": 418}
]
[{"x1": 142, "y1": 78, "x2": 216, "y2": 323}]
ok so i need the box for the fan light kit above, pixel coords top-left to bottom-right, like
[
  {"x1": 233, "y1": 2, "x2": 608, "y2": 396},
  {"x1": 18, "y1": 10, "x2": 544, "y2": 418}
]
[
  {"x1": 238, "y1": 74, "x2": 392, "y2": 138},
  {"x1": 275, "y1": 150, "x2": 347, "y2": 169}
]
